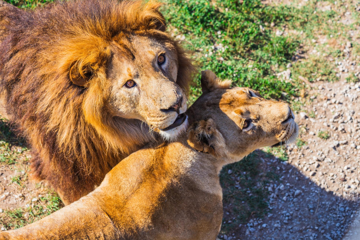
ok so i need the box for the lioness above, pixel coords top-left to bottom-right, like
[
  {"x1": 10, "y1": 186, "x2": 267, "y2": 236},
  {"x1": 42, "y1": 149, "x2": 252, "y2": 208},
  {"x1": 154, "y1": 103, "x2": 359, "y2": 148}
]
[
  {"x1": 0, "y1": 71, "x2": 298, "y2": 239},
  {"x1": 0, "y1": 0, "x2": 194, "y2": 204}
]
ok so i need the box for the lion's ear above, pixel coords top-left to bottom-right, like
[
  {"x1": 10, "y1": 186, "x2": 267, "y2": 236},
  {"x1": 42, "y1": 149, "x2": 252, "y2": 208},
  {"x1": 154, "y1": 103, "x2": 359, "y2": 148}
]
[
  {"x1": 138, "y1": 0, "x2": 166, "y2": 32},
  {"x1": 187, "y1": 119, "x2": 218, "y2": 156},
  {"x1": 201, "y1": 70, "x2": 232, "y2": 94},
  {"x1": 68, "y1": 47, "x2": 110, "y2": 87},
  {"x1": 69, "y1": 63, "x2": 93, "y2": 87}
]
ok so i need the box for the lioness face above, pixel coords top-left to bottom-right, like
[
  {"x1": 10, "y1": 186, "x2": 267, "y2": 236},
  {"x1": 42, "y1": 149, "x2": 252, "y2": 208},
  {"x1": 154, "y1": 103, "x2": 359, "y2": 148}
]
[
  {"x1": 107, "y1": 35, "x2": 188, "y2": 140},
  {"x1": 188, "y1": 87, "x2": 298, "y2": 163}
]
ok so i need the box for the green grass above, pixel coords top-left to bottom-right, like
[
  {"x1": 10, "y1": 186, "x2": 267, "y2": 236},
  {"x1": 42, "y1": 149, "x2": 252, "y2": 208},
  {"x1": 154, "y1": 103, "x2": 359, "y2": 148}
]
[
  {"x1": 346, "y1": 73, "x2": 359, "y2": 83},
  {"x1": 1, "y1": 193, "x2": 63, "y2": 230},
  {"x1": 296, "y1": 138, "x2": 307, "y2": 149},
  {"x1": 163, "y1": 0, "x2": 299, "y2": 102},
  {"x1": 318, "y1": 130, "x2": 330, "y2": 140},
  {"x1": 11, "y1": 175, "x2": 23, "y2": 186},
  {"x1": 308, "y1": 110, "x2": 316, "y2": 119},
  {"x1": 264, "y1": 145, "x2": 288, "y2": 161},
  {"x1": 4, "y1": 0, "x2": 54, "y2": 9}
]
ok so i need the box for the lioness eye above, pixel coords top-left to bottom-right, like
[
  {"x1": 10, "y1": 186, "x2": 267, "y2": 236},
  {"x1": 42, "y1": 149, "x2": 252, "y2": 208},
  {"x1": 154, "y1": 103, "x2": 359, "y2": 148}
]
[
  {"x1": 158, "y1": 54, "x2": 166, "y2": 66},
  {"x1": 243, "y1": 119, "x2": 254, "y2": 131},
  {"x1": 249, "y1": 90, "x2": 258, "y2": 97},
  {"x1": 124, "y1": 80, "x2": 136, "y2": 88}
]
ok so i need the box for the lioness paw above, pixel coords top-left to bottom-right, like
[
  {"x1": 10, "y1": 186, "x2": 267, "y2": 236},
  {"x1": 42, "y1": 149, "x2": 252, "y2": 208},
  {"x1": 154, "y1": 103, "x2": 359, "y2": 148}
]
[{"x1": 187, "y1": 119, "x2": 217, "y2": 155}]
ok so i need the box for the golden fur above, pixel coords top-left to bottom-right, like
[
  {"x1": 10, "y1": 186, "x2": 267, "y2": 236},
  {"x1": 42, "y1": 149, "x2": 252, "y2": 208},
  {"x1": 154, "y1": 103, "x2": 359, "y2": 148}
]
[
  {"x1": 0, "y1": 71, "x2": 298, "y2": 240},
  {"x1": 0, "y1": 0, "x2": 194, "y2": 204}
]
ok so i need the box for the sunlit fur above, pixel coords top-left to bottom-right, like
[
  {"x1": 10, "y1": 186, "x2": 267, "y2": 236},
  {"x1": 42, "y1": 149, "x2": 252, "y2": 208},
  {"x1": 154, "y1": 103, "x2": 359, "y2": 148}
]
[
  {"x1": 0, "y1": 71, "x2": 298, "y2": 240},
  {"x1": 0, "y1": 0, "x2": 194, "y2": 204},
  {"x1": 158, "y1": 116, "x2": 189, "y2": 141}
]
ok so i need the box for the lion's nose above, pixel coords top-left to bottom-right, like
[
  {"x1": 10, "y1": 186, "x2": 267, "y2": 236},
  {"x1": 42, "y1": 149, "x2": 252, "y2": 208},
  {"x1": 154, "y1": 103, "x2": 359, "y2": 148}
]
[
  {"x1": 281, "y1": 107, "x2": 294, "y2": 124},
  {"x1": 161, "y1": 96, "x2": 183, "y2": 114}
]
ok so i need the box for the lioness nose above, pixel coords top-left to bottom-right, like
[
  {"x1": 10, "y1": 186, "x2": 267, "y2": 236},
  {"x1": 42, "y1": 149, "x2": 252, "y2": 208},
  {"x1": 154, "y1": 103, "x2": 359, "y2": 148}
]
[
  {"x1": 161, "y1": 96, "x2": 183, "y2": 114},
  {"x1": 281, "y1": 106, "x2": 294, "y2": 124}
]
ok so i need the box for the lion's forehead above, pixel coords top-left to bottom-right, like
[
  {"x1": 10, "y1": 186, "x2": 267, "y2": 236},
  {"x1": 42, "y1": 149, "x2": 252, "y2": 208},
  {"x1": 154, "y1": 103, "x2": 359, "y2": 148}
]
[
  {"x1": 216, "y1": 89, "x2": 282, "y2": 115},
  {"x1": 129, "y1": 35, "x2": 176, "y2": 55}
]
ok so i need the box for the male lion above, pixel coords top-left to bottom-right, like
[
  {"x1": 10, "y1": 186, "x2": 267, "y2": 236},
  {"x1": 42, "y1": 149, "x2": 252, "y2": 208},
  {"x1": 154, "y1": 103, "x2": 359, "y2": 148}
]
[
  {"x1": 0, "y1": 0, "x2": 194, "y2": 204},
  {"x1": 0, "y1": 71, "x2": 298, "y2": 240}
]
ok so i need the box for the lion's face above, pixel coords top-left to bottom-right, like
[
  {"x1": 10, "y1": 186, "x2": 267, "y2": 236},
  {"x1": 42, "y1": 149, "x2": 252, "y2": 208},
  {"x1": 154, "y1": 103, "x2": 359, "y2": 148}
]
[
  {"x1": 216, "y1": 88, "x2": 298, "y2": 161},
  {"x1": 188, "y1": 72, "x2": 298, "y2": 164},
  {"x1": 106, "y1": 35, "x2": 188, "y2": 140}
]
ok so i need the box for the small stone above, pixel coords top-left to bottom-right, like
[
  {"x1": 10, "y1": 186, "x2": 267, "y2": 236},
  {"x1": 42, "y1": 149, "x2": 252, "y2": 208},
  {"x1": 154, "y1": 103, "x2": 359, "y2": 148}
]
[
  {"x1": 32, "y1": 198, "x2": 38, "y2": 202},
  {"x1": 300, "y1": 112, "x2": 308, "y2": 119},
  {"x1": 310, "y1": 171, "x2": 316, "y2": 176},
  {"x1": 228, "y1": 169, "x2": 232, "y2": 174},
  {"x1": 1, "y1": 227, "x2": 6, "y2": 231},
  {"x1": 325, "y1": 158, "x2": 333, "y2": 163},
  {"x1": 0, "y1": 209, "x2": 3, "y2": 213},
  {"x1": 339, "y1": 140, "x2": 348, "y2": 145},
  {"x1": 294, "y1": 190, "x2": 302, "y2": 197}
]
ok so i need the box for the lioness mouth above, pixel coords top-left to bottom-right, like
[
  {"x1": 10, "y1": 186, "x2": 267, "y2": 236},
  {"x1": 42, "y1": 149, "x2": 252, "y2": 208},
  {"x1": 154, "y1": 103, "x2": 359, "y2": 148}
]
[
  {"x1": 162, "y1": 114, "x2": 187, "y2": 131},
  {"x1": 272, "y1": 118, "x2": 298, "y2": 148}
]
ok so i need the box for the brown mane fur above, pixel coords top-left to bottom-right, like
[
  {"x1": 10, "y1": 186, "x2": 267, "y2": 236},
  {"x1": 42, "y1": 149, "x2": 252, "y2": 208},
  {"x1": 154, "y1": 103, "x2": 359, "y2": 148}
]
[{"x1": 0, "y1": 0, "x2": 193, "y2": 203}]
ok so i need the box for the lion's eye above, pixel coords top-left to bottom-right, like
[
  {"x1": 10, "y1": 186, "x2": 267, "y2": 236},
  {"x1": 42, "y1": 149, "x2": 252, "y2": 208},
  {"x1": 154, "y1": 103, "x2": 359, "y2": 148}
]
[
  {"x1": 124, "y1": 80, "x2": 136, "y2": 88},
  {"x1": 158, "y1": 54, "x2": 166, "y2": 66},
  {"x1": 243, "y1": 119, "x2": 254, "y2": 131}
]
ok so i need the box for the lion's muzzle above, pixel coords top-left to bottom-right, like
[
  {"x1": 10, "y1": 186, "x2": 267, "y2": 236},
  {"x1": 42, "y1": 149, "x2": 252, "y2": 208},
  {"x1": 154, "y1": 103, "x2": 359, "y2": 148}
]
[{"x1": 273, "y1": 108, "x2": 298, "y2": 147}]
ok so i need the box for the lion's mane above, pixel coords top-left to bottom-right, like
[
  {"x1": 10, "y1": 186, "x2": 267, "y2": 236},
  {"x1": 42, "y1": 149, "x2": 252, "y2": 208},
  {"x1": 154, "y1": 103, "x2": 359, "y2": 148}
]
[{"x1": 0, "y1": 0, "x2": 193, "y2": 202}]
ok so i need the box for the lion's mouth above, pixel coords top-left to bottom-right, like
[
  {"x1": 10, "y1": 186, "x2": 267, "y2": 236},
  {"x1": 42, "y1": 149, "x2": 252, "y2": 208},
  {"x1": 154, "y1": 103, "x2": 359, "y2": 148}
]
[
  {"x1": 272, "y1": 117, "x2": 298, "y2": 147},
  {"x1": 161, "y1": 113, "x2": 187, "y2": 131}
]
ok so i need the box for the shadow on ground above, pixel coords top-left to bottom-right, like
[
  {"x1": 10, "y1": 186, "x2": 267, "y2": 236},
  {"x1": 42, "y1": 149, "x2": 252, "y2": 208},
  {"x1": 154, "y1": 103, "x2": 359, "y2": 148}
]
[{"x1": 219, "y1": 149, "x2": 359, "y2": 240}]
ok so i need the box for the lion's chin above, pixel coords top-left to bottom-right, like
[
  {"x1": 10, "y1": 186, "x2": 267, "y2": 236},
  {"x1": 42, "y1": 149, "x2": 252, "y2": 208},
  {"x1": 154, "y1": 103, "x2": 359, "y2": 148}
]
[{"x1": 158, "y1": 115, "x2": 189, "y2": 142}]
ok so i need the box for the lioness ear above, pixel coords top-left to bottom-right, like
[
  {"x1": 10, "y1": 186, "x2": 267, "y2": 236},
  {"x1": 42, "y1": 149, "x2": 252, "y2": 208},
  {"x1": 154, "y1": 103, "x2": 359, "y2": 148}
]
[
  {"x1": 187, "y1": 119, "x2": 218, "y2": 156},
  {"x1": 201, "y1": 70, "x2": 232, "y2": 94},
  {"x1": 69, "y1": 63, "x2": 93, "y2": 87}
]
